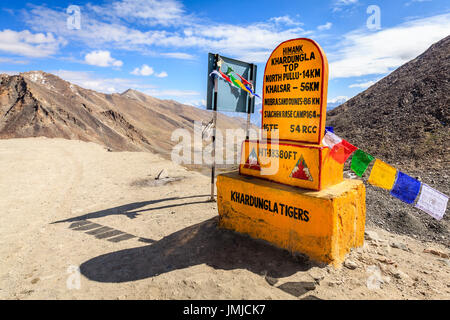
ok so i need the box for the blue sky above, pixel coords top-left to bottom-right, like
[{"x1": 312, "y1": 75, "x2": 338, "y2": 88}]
[{"x1": 0, "y1": 0, "x2": 449, "y2": 109}]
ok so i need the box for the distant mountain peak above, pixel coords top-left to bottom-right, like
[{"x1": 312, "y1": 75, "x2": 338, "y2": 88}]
[
  {"x1": 327, "y1": 96, "x2": 349, "y2": 111},
  {"x1": 328, "y1": 96, "x2": 348, "y2": 104},
  {"x1": 21, "y1": 70, "x2": 47, "y2": 83},
  {"x1": 120, "y1": 88, "x2": 137, "y2": 95}
]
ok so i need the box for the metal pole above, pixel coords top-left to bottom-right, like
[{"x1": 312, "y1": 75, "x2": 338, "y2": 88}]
[
  {"x1": 210, "y1": 54, "x2": 219, "y2": 202},
  {"x1": 246, "y1": 64, "x2": 254, "y2": 140}
]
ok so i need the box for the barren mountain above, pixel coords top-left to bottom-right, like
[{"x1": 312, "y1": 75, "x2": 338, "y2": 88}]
[
  {"x1": 327, "y1": 35, "x2": 450, "y2": 245},
  {"x1": 0, "y1": 71, "x2": 248, "y2": 157},
  {"x1": 327, "y1": 35, "x2": 449, "y2": 170}
]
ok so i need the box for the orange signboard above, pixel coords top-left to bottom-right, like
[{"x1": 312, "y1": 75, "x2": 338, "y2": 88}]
[
  {"x1": 239, "y1": 139, "x2": 343, "y2": 191},
  {"x1": 262, "y1": 38, "x2": 329, "y2": 144}
]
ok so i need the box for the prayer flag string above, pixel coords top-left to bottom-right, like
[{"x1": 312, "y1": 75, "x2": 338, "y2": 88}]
[
  {"x1": 322, "y1": 128, "x2": 448, "y2": 220},
  {"x1": 209, "y1": 59, "x2": 260, "y2": 98}
]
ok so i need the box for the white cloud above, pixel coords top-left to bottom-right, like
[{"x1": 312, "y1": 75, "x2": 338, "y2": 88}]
[
  {"x1": 269, "y1": 16, "x2": 303, "y2": 26},
  {"x1": 329, "y1": 13, "x2": 450, "y2": 79},
  {"x1": 0, "y1": 57, "x2": 29, "y2": 64},
  {"x1": 332, "y1": 0, "x2": 359, "y2": 12},
  {"x1": 405, "y1": 0, "x2": 432, "y2": 6},
  {"x1": 155, "y1": 71, "x2": 168, "y2": 78},
  {"x1": 0, "y1": 29, "x2": 65, "y2": 57},
  {"x1": 317, "y1": 22, "x2": 332, "y2": 31},
  {"x1": 161, "y1": 52, "x2": 195, "y2": 60},
  {"x1": 237, "y1": 51, "x2": 272, "y2": 64},
  {"x1": 349, "y1": 79, "x2": 380, "y2": 89},
  {"x1": 91, "y1": 0, "x2": 188, "y2": 27},
  {"x1": 24, "y1": 4, "x2": 311, "y2": 63},
  {"x1": 84, "y1": 50, "x2": 123, "y2": 67},
  {"x1": 131, "y1": 64, "x2": 154, "y2": 76},
  {"x1": 187, "y1": 23, "x2": 308, "y2": 62},
  {"x1": 130, "y1": 65, "x2": 167, "y2": 78}
]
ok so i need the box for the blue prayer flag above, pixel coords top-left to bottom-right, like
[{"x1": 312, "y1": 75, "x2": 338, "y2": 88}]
[
  {"x1": 325, "y1": 126, "x2": 334, "y2": 133},
  {"x1": 390, "y1": 172, "x2": 421, "y2": 204}
]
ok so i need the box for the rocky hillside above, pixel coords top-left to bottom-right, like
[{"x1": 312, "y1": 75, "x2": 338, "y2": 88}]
[
  {"x1": 327, "y1": 36, "x2": 450, "y2": 246},
  {"x1": 327, "y1": 35, "x2": 449, "y2": 171},
  {"x1": 0, "y1": 71, "x2": 248, "y2": 157}
]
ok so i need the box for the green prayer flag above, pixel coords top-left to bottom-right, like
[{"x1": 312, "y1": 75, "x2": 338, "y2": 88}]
[
  {"x1": 228, "y1": 73, "x2": 241, "y2": 88},
  {"x1": 351, "y1": 149, "x2": 375, "y2": 177}
]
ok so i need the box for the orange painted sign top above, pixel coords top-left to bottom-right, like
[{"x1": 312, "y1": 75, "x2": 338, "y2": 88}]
[{"x1": 262, "y1": 38, "x2": 329, "y2": 144}]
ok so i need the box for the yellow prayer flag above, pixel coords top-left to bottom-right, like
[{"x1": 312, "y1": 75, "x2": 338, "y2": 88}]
[
  {"x1": 235, "y1": 78, "x2": 252, "y2": 95},
  {"x1": 368, "y1": 159, "x2": 397, "y2": 190}
]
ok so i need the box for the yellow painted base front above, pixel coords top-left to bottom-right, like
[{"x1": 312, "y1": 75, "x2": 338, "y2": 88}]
[{"x1": 217, "y1": 172, "x2": 366, "y2": 266}]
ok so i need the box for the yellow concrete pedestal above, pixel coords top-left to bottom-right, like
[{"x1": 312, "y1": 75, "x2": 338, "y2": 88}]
[{"x1": 216, "y1": 172, "x2": 366, "y2": 266}]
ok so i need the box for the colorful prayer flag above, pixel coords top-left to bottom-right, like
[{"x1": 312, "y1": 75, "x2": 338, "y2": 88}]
[
  {"x1": 210, "y1": 69, "x2": 234, "y2": 87},
  {"x1": 351, "y1": 149, "x2": 375, "y2": 177},
  {"x1": 233, "y1": 70, "x2": 260, "y2": 98},
  {"x1": 244, "y1": 84, "x2": 260, "y2": 98},
  {"x1": 218, "y1": 63, "x2": 260, "y2": 98},
  {"x1": 415, "y1": 184, "x2": 449, "y2": 220},
  {"x1": 236, "y1": 74, "x2": 257, "y2": 97},
  {"x1": 228, "y1": 73, "x2": 252, "y2": 95},
  {"x1": 320, "y1": 128, "x2": 448, "y2": 216},
  {"x1": 218, "y1": 69, "x2": 235, "y2": 87},
  {"x1": 322, "y1": 131, "x2": 342, "y2": 148},
  {"x1": 235, "y1": 72, "x2": 253, "y2": 88},
  {"x1": 209, "y1": 70, "x2": 221, "y2": 79},
  {"x1": 228, "y1": 73, "x2": 240, "y2": 87},
  {"x1": 322, "y1": 131, "x2": 357, "y2": 164},
  {"x1": 217, "y1": 57, "x2": 224, "y2": 68},
  {"x1": 226, "y1": 66, "x2": 234, "y2": 75},
  {"x1": 330, "y1": 139, "x2": 357, "y2": 164},
  {"x1": 368, "y1": 159, "x2": 397, "y2": 190},
  {"x1": 390, "y1": 171, "x2": 421, "y2": 204}
]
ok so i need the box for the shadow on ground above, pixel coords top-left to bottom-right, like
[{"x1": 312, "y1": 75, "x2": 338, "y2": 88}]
[
  {"x1": 51, "y1": 195, "x2": 212, "y2": 244},
  {"x1": 52, "y1": 195, "x2": 211, "y2": 223},
  {"x1": 79, "y1": 216, "x2": 318, "y2": 285},
  {"x1": 66, "y1": 220, "x2": 156, "y2": 244}
]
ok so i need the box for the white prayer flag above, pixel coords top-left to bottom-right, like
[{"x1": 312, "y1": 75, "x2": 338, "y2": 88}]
[
  {"x1": 322, "y1": 131, "x2": 342, "y2": 148},
  {"x1": 209, "y1": 70, "x2": 221, "y2": 79},
  {"x1": 415, "y1": 184, "x2": 448, "y2": 220}
]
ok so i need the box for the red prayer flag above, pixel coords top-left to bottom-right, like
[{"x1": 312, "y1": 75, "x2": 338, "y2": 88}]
[
  {"x1": 219, "y1": 68, "x2": 233, "y2": 84},
  {"x1": 329, "y1": 139, "x2": 357, "y2": 164},
  {"x1": 235, "y1": 72, "x2": 252, "y2": 87}
]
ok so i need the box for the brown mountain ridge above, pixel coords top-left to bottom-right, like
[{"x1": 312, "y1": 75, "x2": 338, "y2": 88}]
[{"x1": 0, "y1": 71, "x2": 247, "y2": 157}]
